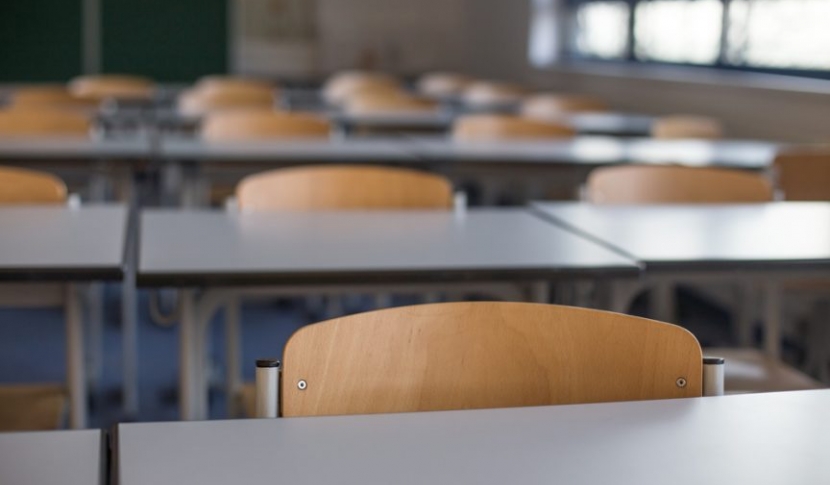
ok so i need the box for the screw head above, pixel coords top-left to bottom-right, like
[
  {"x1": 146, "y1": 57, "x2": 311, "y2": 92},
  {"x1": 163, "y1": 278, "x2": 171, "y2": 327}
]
[
  {"x1": 676, "y1": 377, "x2": 687, "y2": 388},
  {"x1": 297, "y1": 379, "x2": 307, "y2": 390}
]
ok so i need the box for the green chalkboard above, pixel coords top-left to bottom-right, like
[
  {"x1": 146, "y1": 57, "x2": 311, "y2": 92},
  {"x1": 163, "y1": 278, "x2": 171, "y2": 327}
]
[
  {"x1": 101, "y1": 0, "x2": 227, "y2": 83},
  {"x1": 0, "y1": 0, "x2": 83, "y2": 81}
]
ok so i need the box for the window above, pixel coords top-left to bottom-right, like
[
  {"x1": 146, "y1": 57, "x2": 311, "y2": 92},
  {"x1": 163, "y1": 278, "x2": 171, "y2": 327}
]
[{"x1": 554, "y1": 0, "x2": 830, "y2": 77}]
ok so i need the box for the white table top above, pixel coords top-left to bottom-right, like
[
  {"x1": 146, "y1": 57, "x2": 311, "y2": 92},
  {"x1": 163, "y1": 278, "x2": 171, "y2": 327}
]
[
  {"x1": 138, "y1": 208, "x2": 637, "y2": 286},
  {"x1": 116, "y1": 390, "x2": 830, "y2": 485},
  {"x1": 0, "y1": 136, "x2": 151, "y2": 160},
  {"x1": 532, "y1": 201, "x2": 830, "y2": 271},
  {"x1": 0, "y1": 429, "x2": 104, "y2": 485},
  {"x1": 0, "y1": 204, "x2": 128, "y2": 281}
]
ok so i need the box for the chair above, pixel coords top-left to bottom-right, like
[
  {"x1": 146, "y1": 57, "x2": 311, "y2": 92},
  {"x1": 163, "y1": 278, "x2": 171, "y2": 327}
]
[
  {"x1": 10, "y1": 86, "x2": 99, "y2": 111},
  {"x1": 236, "y1": 165, "x2": 453, "y2": 211},
  {"x1": 193, "y1": 75, "x2": 276, "y2": 96},
  {"x1": 322, "y1": 71, "x2": 401, "y2": 105},
  {"x1": 0, "y1": 167, "x2": 70, "y2": 430},
  {"x1": 344, "y1": 92, "x2": 439, "y2": 115},
  {"x1": 200, "y1": 110, "x2": 331, "y2": 142},
  {"x1": 772, "y1": 148, "x2": 830, "y2": 201},
  {"x1": 520, "y1": 93, "x2": 608, "y2": 120},
  {"x1": 452, "y1": 114, "x2": 575, "y2": 141},
  {"x1": 416, "y1": 72, "x2": 473, "y2": 98},
  {"x1": 586, "y1": 165, "x2": 773, "y2": 204},
  {"x1": 0, "y1": 109, "x2": 91, "y2": 137},
  {"x1": 68, "y1": 74, "x2": 154, "y2": 101},
  {"x1": 178, "y1": 88, "x2": 275, "y2": 116},
  {"x1": 268, "y1": 302, "x2": 707, "y2": 417},
  {"x1": 651, "y1": 115, "x2": 724, "y2": 139},
  {"x1": 460, "y1": 81, "x2": 527, "y2": 109}
]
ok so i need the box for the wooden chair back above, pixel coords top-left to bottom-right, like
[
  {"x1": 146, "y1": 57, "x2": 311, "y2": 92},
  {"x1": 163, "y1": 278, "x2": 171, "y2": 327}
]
[
  {"x1": 237, "y1": 165, "x2": 453, "y2": 211},
  {"x1": 344, "y1": 92, "x2": 439, "y2": 115},
  {"x1": 281, "y1": 302, "x2": 703, "y2": 417},
  {"x1": 68, "y1": 74, "x2": 154, "y2": 101},
  {"x1": 0, "y1": 109, "x2": 91, "y2": 137},
  {"x1": 772, "y1": 149, "x2": 830, "y2": 201},
  {"x1": 452, "y1": 114, "x2": 575, "y2": 141},
  {"x1": 322, "y1": 71, "x2": 401, "y2": 105},
  {"x1": 194, "y1": 76, "x2": 276, "y2": 96},
  {"x1": 461, "y1": 81, "x2": 527, "y2": 108},
  {"x1": 520, "y1": 93, "x2": 608, "y2": 120},
  {"x1": 10, "y1": 86, "x2": 99, "y2": 111},
  {"x1": 178, "y1": 88, "x2": 275, "y2": 116},
  {"x1": 652, "y1": 115, "x2": 724, "y2": 139},
  {"x1": 417, "y1": 72, "x2": 473, "y2": 98},
  {"x1": 587, "y1": 165, "x2": 774, "y2": 204},
  {"x1": 0, "y1": 166, "x2": 67, "y2": 205},
  {"x1": 200, "y1": 111, "x2": 331, "y2": 142}
]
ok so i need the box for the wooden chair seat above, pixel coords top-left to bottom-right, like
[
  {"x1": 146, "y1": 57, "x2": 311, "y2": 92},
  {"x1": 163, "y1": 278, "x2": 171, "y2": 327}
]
[
  {"x1": 344, "y1": 92, "x2": 439, "y2": 115},
  {"x1": 652, "y1": 115, "x2": 724, "y2": 139},
  {"x1": 0, "y1": 384, "x2": 66, "y2": 431},
  {"x1": 201, "y1": 111, "x2": 331, "y2": 142},
  {"x1": 417, "y1": 72, "x2": 473, "y2": 98},
  {"x1": 194, "y1": 76, "x2": 276, "y2": 96},
  {"x1": 178, "y1": 88, "x2": 275, "y2": 116},
  {"x1": 773, "y1": 148, "x2": 830, "y2": 201},
  {"x1": 708, "y1": 348, "x2": 822, "y2": 393},
  {"x1": 520, "y1": 93, "x2": 608, "y2": 120},
  {"x1": 10, "y1": 86, "x2": 99, "y2": 111},
  {"x1": 0, "y1": 166, "x2": 67, "y2": 204},
  {"x1": 452, "y1": 114, "x2": 575, "y2": 141},
  {"x1": 322, "y1": 71, "x2": 401, "y2": 105},
  {"x1": 461, "y1": 81, "x2": 527, "y2": 108},
  {"x1": 68, "y1": 74, "x2": 155, "y2": 101},
  {"x1": 0, "y1": 109, "x2": 91, "y2": 138}
]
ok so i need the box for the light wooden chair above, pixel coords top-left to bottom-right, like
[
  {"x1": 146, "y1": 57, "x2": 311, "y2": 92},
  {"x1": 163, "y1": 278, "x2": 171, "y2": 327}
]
[
  {"x1": 416, "y1": 72, "x2": 473, "y2": 98},
  {"x1": 651, "y1": 115, "x2": 724, "y2": 139},
  {"x1": 193, "y1": 75, "x2": 275, "y2": 96},
  {"x1": 236, "y1": 165, "x2": 453, "y2": 211},
  {"x1": 269, "y1": 302, "x2": 706, "y2": 417},
  {"x1": 586, "y1": 165, "x2": 773, "y2": 204},
  {"x1": 322, "y1": 71, "x2": 401, "y2": 105},
  {"x1": 200, "y1": 110, "x2": 331, "y2": 142},
  {"x1": 10, "y1": 86, "x2": 99, "y2": 111},
  {"x1": 0, "y1": 109, "x2": 91, "y2": 137},
  {"x1": 461, "y1": 81, "x2": 527, "y2": 108},
  {"x1": 0, "y1": 166, "x2": 67, "y2": 204},
  {"x1": 452, "y1": 114, "x2": 575, "y2": 141},
  {"x1": 344, "y1": 92, "x2": 439, "y2": 115},
  {"x1": 520, "y1": 93, "x2": 608, "y2": 120},
  {"x1": 178, "y1": 88, "x2": 275, "y2": 116},
  {"x1": 772, "y1": 148, "x2": 830, "y2": 201},
  {"x1": 68, "y1": 74, "x2": 154, "y2": 101}
]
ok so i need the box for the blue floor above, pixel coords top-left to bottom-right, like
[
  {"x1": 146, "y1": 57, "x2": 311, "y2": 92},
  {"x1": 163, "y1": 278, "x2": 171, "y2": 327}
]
[{"x1": 0, "y1": 285, "x2": 748, "y2": 428}]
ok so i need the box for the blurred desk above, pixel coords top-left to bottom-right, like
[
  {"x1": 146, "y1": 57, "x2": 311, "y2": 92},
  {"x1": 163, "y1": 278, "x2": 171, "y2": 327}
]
[
  {"x1": 116, "y1": 390, "x2": 830, "y2": 485},
  {"x1": 138, "y1": 208, "x2": 638, "y2": 420},
  {"x1": 0, "y1": 429, "x2": 104, "y2": 485}
]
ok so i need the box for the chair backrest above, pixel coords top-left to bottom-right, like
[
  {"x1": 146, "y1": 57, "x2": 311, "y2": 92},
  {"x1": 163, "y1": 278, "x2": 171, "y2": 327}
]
[
  {"x1": 461, "y1": 81, "x2": 527, "y2": 108},
  {"x1": 322, "y1": 71, "x2": 401, "y2": 105},
  {"x1": 236, "y1": 165, "x2": 453, "y2": 211},
  {"x1": 193, "y1": 75, "x2": 275, "y2": 96},
  {"x1": 651, "y1": 115, "x2": 723, "y2": 139},
  {"x1": 587, "y1": 165, "x2": 774, "y2": 204},
  {"x1": 416, "y1": 72, "x2": 473, "y2": 98},
  {"x1": 281, "y1": 302, "x2": 703, "y2": 417},
  {"x1": 0, "y1": 166, "x2": 67, "y2": 205},
  {"x1": 520, "y1": 93, "x2": 608, "y2": 120},
  {"x1": 10, "y1": 86, "x2": 99, "y2": 111},
  {"x1": 452, "y1": 114, "x2": 575, "y2": 141},
  {"x1": 344, "y1": 92, "x2": 439, "y2": 115},
  {"x1": 200, "y1": 110, "x2": 331, "y2": 141},
  {"x1": 772, "y1": 149, "x2": 830, "y2": 201},
  {"x1": 68, "y1": 74, "x2": 154, "y2": 101},
  {"x1": 177, "y1": 88, "x2": 275, "y2": 116},
  {"x1": 0, "y1": 109, "x2": 91, "y2": 137}
]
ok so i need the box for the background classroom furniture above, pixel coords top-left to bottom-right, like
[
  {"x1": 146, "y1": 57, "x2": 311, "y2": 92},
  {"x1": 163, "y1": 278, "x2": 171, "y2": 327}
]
[
  {"x1": 0, "y1": 429, "x2": 104, "y2": 485},
  {"x1": 115, "y1": 390, "x2": 830, "y2": 485}
]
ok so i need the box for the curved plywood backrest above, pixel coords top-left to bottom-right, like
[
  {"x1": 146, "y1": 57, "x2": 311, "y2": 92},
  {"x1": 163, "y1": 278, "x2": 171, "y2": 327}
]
[
  {"x1": 587, "y1": 165, "x2": 774, "y2": 204},
  {"x1": 281, "y1": 302, "x2": 703, "y2": 417},
  {"x1": 322, "y1": 71, "x2": 401, "y2": 105},
  {"x1": 0, "y1": 166, "x2": 67, "y2": 205},
  {"x1": 177, "y1": 88, "x2": 275, "y2": 116},
  {"x1": 10, "y1": 86, "x2": 99, "y2": 111},
  {"x1": 237, "y1": 165, "x2": 453, "y2": 211},
  {"x1": 200, "y1": 110, "x2": 331, "y2": 142},
  {"x1": 344, "y1": 92, "x2": 439, "y2": 115},
  {"x1": 652, "y1": 115, "x2": 724, "y2": 139},
  {"x1": 416, "y1": 72, "x2": 474, "y2": 98},
  {"x1": 452, "y1": 114, "x2": 575, "y2": 141},
  {"x1": 0, "y1": 109, "x2": 91, "y2": 137},
  {"x1": 520, "y1": 93, "x2": 609, "y2": 120},
  {"x1": 772, "y1": 149, "x2": 830, "y2": 201},
  {"x1": 193, "y1": 75, "x2": 276, "y2": 96},
  {"x1": 461, "y1": 81, "x2": 527, "y2": 108},
  {"x1": 68, "y1": 74, "x2": 155, "y2": 101}
]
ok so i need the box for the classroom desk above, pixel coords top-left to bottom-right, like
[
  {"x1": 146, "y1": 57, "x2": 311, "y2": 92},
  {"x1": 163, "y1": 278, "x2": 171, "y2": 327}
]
[
  {"x1": 0, "y1": 429, "x2": 105, "y2": 485},
  {"x1": 531, "y1": 201, "x2": 830, "y2": 358},
  {"x1": 116, "y1": 390, "x2": 830, "y2": 485},
  {"x1": 138, "y1": 208, "x2": 639, "y2": 420},
  {"x1": 0, "y1": 204, "x2": 131, "y2": 428}
]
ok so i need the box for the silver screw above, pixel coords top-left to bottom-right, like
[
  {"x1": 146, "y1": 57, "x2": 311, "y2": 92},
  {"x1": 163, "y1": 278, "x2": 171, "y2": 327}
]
[
  {"x1": 676, "y1": 377, "x2": 687, "y2": 388},
  {"x1": 297, "y1": 379, "x2": 307, "y2": 390}
]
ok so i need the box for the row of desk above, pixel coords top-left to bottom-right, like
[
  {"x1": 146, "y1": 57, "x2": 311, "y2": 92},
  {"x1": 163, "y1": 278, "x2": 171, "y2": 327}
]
[
  {"x1": 3, "y1": 389, "x2": 830, "y2": 484},
  {"x1": 3, "y1": 201, "x2": 830, "y2": 424}
]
